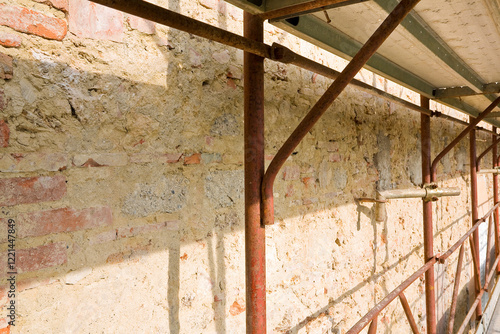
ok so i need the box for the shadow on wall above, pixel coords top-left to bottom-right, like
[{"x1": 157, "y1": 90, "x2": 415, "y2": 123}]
[{"x1": 0, "y1": 0, "x2": 497, "y2": 333}]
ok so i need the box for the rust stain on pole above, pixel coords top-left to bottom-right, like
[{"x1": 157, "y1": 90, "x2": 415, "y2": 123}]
[
  {"x1": 469, "y1": 125, "x2": 483, "y2": 318},
  {"x1": 421, "y1": 95, "x2": 436, "y2": 334},
  {"x1": 262, "y1": 0, "x2": 422, "y2": 225},
  {"x1": 244, "y1": 12, "x2": 266, "y2": 334}
]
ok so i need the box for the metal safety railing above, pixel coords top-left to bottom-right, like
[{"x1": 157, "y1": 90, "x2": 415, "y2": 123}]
[{"x1": 346, "y1": 202, "x2": 500, "y2": 334}]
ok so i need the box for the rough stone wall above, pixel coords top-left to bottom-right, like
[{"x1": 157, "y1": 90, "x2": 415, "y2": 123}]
[{"x1": 0, "y1": 0, "x2": 495, "y2": 333}]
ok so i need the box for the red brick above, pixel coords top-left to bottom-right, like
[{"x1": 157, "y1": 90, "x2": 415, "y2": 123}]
[
  {"x1": 229, "y1": 298, "x2": 245, "y2": 316},
  {"x1": 0, "y1": 5, "x2": 67, "y2": 41},
  {"x1": 0, "y1": 175, "x2": 66, "y2": 206},
  {"x1": 33, "y1": 0, "x2": 69, "y2": 12},
  {"x1": 0, "y1": 53, "x2": 13, "y2": 80},
  {"x1": 0, "y1": 33, "x2": 21, "y2": 48},
  {"x1": 18, "y1": 206, "x2": 112, "y2": 238},
  {"x1": 0, "y1": 243, "x2": 67, "y2": 277},
  {"x1": 69, "y1": 0, "x2": 124, "y2": 42},
  {"x1": 0, "y1": 121, "x2": 9, "y2": 148},
  {"x1": 184, "y1": 153, "x2": 201, "y2": 165},
  {"x1": 17, "y1": 243, "x2": 67, "y2": 274}
]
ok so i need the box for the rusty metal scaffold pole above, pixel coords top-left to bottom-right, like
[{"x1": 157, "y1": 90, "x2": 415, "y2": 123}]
[
  {"x1": 421, "y1": 95, "x2": 436, "y2": 334},
  {"x1": 89, "y1": 0, "x2": 499, "y2": 136},
  {"x1": 470, "y1": 122, "x2": 483, "y2": 319},
  {"x1": 262, "y1": 0, "x2": 422, "y2": 225},
  {"x1": 244, "y1": 12, "x2": 266, "y2": 334}
]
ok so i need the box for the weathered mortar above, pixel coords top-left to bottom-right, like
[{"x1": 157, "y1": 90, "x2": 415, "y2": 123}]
[{"x1": 0, "y1": 0, "x2": 495, "y2": 333}]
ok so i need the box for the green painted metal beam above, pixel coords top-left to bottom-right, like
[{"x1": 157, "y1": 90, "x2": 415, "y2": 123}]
[
  {"x1": 437, "y1": 98, "x2": 500, "y2": 128},
  {"x1": 224, "y1": 0, "x2": 264, "y2": 14},
  {"x1": 374, "y1": 0, "x2": 500, "y2": 109},
  {"x1": 435, "y1": 82, "x2": 500, "y2": 99},
  {"x1": 265, "y1": 0, "x2": 312, "y2": 11},
  {"x1": 373, "y1": 0, "x2": 485, "y2": 93}
]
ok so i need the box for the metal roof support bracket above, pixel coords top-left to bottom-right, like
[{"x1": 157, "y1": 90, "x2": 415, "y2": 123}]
[
  {"x1": 261, "y1": 0, "x2": 422, "y2": 226},
  {"x1": 431, "y1": 96, "x2": 500, "y2": 182}
]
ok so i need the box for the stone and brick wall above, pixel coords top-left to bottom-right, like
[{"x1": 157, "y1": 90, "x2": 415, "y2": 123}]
[{"x1": 0, "y1": 0, "x2": 493, "y2": 333}]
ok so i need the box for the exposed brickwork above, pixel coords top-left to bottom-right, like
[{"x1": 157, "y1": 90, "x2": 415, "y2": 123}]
[
  {"x1": 17, "y1": 243, "x2": 67, "y2": 274},
  {"x1": 0, "y1": 243, "x2": 67, "y2": 277},
  {"x1": 0, "y1": 121, "x2": 9, "y2": 148},
  {"x1": 17, "y1": 206, "x2": 113, "y2": 238},
  {"x1": 0, "y1": 5, "x2": 67, "y2": 41},
  {"x1": 0, "y1": 53, "x2": 13, "y2": 80},
  {"x1": 0, "y1": 175, "x2": 66, "y2": 206},
  {"x1": 0, "y1": 34, "x2": 21, "y2": 48},
  {"x1": 68, "y1": 0, "x2": 123, "y2": 42},
  {"x1": 33, "y1": 0, "x2": 69, "y2": 12}
]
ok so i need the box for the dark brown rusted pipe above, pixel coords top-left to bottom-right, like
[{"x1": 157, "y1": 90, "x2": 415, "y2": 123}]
[
  {"x1": 476, "y1": 136, "x2": 500, "y2": 170},
  {"x1": 346, "y1": 258, "x2": 436, "y2": 334},
  {"x1": 244, "y1": 12, "x2": 266, "y2": 334},
  {"x1": 447, "y1": 244, "x2": 465, "y2": 334},
  {"x1": 431, "y1": 96, "x2": 500, "y2": 182},
  {"x1": 421, "y1": 96, "x2": 436, "y2": 334},
  {"x1": 260, "y1": 0, "x2": 355, "y2": 20},
  {"x1": 494, "y1": 127, "x2": 500, "y2": 273},
  {"x1": 90, "y1": 0, "x2": 272, "y2": 58},
  {"x1": 469, "y1": 236, "x2": 482, "y2": 293},
  {"x1": 486, "y1": 216, "x2": 492, "y2": 276},
  {"x1": 399, "y1": 292, "x2": 419, "y2": 334},
  {"x1": 262, "y1": 0, "x2": 422, "y2": 225},
  {"x1": 469, "y1": 125, "x2": 483, "y2": 318}
]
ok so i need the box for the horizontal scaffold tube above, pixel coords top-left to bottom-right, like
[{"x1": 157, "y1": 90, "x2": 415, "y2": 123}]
[
  {"x1": 90, "y1": 0, "x2": 499, "y2": 136},
  {"x1": 375, "y1": 186, "x2": 460, "y2": 222}
]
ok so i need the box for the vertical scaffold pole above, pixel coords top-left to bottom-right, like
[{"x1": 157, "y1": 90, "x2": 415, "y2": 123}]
[
  {"x1": 421, "y1": 96, "x2": 437, "y2": 334},
  {"x1": 244, "y1": 11, "x2": 266, "y2": 334},
  {"x1": 470, "y1": 121, "x2": 483, "y2": 319}
]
